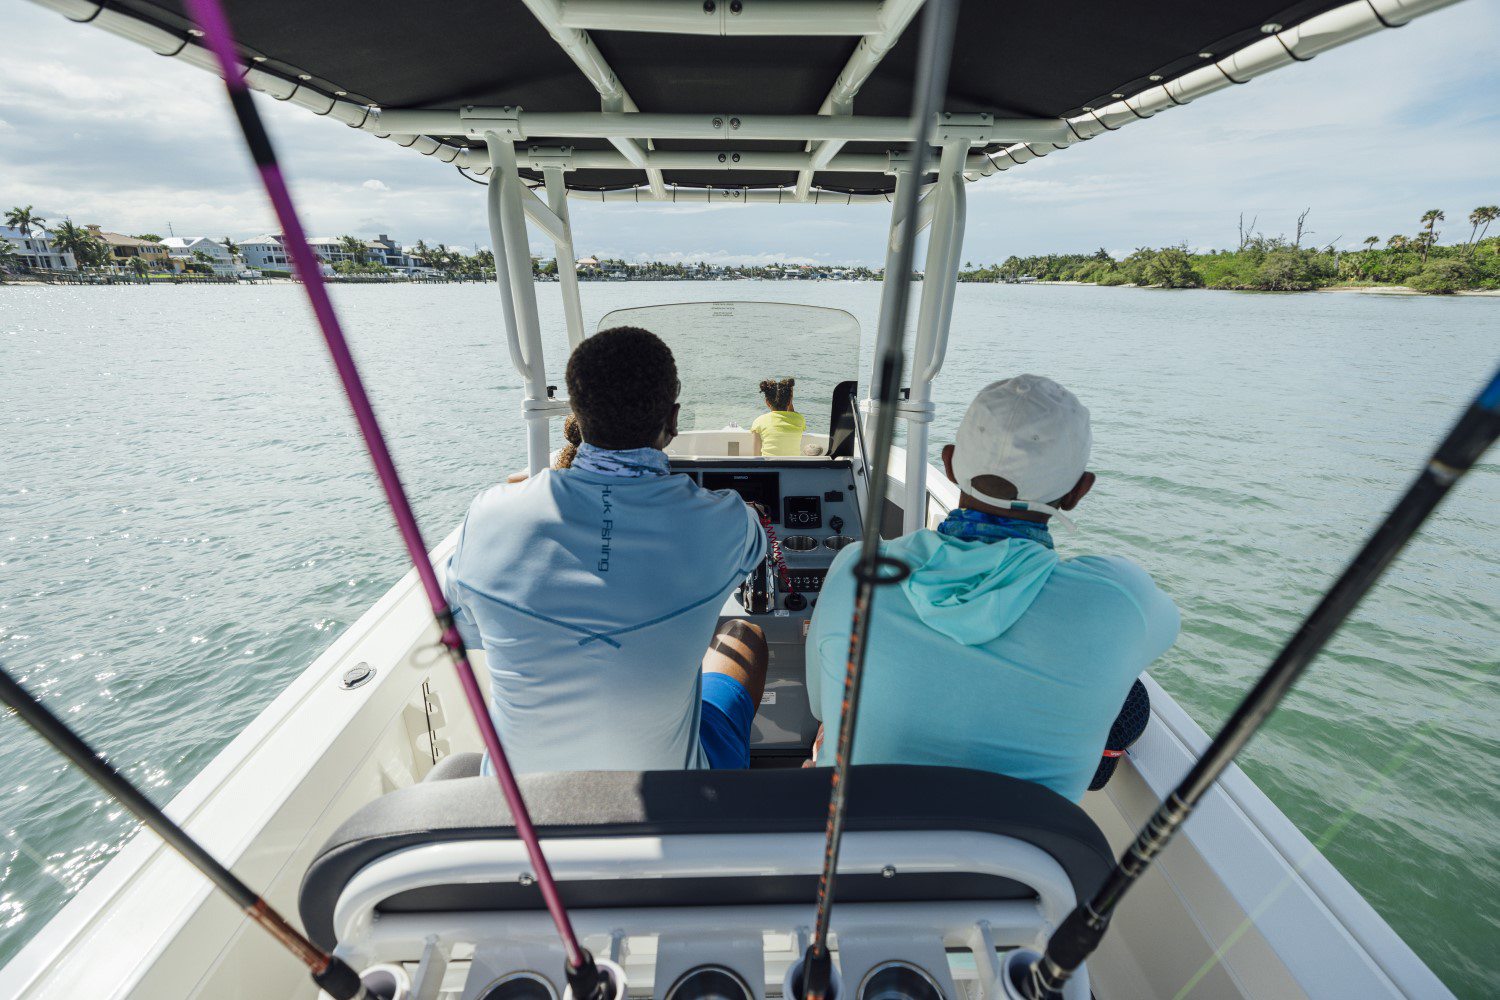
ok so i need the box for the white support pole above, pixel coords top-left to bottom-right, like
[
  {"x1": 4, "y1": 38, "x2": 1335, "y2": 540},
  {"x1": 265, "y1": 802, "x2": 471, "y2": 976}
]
[
  {"x1": 863, "y1": 166, "x2": 915, "y2": 473},
  {"x1": 559, "y1": 0, "x2": 885, "y2": 36},
  {"x1": 518, "y1": 0, "x2": 668, "y2": 199},
  {"x1": 520, "y1": 186, "x2": 568, "y2": 245},
  {"x1": 543, "y1": 165, "x2": 586, "y2": 351},
  {"x1": 902, "y1": 140, "x2": 968, "y2": 534},
  {"x1": 795, "y1": 0, "x2": 926, "y2": 200},
  {"x1": 378, "y1": 109, "x2": 1064, "y2": 145},
  {"x1": 489, "y1": 136, "x2": 553, "y2": 475}
]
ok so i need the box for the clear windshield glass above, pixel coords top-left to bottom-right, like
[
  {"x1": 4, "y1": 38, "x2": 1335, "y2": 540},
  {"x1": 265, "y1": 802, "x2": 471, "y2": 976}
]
[{"x1": 597, "y1": 301, "x2": 861, "y2": 436}]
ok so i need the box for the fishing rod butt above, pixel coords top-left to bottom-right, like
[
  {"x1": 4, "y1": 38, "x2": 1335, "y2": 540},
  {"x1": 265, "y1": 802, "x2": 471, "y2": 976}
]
[
  {"x1": 311, "y1": 955, "x2": 371, "y2": 999},
  {"x1": 786, "y1": 946, "x2": 840, "y2": 1000},
  {"x1": 564, "y1": 952, "x2": 626, "y2": 1000}
]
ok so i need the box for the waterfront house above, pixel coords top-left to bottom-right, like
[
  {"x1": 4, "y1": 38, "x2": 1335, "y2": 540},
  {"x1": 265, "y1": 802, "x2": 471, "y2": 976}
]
[
  {"x1": 241, "y1": 234, "x2": 335, "y2": 276},
  {"x1": 0, "y1": 225, "x2": 77, "y2": 270},
  {"x1": 161, "y1": 236, "x2": 242, "y2": 276},
  {"x1": 367, "y1": 234, "x2": 420, "y2": 273},
  {"x1": 83, "y1": 225, "x2": 176, "y2": 270}
]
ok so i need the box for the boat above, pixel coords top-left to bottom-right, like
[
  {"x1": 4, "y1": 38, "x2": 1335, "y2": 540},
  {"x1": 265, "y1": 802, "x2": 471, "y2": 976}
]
[{"x1": 2, "y1": 1, "x2": 1486, "y2": 999}]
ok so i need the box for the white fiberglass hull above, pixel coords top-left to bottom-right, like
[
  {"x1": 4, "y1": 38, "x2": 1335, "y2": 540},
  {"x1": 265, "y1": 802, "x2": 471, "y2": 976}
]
[{"x1": 0, "y1": 453, "x2": 1451, "y2": 1000}]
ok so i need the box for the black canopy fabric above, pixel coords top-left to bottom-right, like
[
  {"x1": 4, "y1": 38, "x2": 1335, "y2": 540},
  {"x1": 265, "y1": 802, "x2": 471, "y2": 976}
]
[{"x1": 99, "y1": 0, "x2": 1352, "y2": 193}]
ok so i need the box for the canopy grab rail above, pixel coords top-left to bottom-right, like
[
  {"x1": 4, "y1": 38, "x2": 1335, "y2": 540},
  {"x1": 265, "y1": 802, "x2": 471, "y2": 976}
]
[{"x1": 182, "y1": 3, "x2": 608, "y2": 998}]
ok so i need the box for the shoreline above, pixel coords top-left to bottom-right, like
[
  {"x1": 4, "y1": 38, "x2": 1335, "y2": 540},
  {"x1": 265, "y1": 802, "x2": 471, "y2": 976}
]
[
  {"x1": 4, "y1": 275, "x2": 1498, "y2": 296},
  {"x1": 1026, "y1": 279, "x2": 1500, "y2": 297}
]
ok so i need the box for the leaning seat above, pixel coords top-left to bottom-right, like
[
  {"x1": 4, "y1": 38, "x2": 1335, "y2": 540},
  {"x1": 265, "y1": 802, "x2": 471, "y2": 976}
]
[{"x1": 299, "y1": 764, "x2": 1111, "y2": 953}]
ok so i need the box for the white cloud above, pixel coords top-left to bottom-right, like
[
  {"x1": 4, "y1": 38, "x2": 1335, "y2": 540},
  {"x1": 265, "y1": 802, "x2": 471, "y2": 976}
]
[{"x1": 1, "y1": 0, "x2": 1494, "y2": 264}]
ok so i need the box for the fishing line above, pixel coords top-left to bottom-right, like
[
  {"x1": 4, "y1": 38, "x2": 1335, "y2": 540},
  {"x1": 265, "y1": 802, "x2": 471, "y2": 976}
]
[
  {"x1": 182, "y1": 2, "x2": 603, "y2": 996},
  {"x1": 1018, "y1": 365, "x2": 1500, "y2": 998},
  {"x1": 0, "y1": 664, "x2": 371, "y2": 1000},
  {"x1": 798, "y1": 3, "x2": 960, "y2": 999}
]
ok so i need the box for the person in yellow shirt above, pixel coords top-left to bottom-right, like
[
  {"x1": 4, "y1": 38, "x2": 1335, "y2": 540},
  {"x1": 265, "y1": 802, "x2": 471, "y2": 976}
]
[{"x1": 751, "y1": 377, "x2": 806, "y2": 456}]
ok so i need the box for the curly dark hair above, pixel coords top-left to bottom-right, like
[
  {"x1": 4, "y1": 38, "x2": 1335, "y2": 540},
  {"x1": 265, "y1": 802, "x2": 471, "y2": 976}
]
[
  {"x1": 760, "y1": 377, "x2": 795, "y2": 411},
  {"x1": 566, "y1": 326, "x2": 680, "y2": 450},
  {"x1": 553, "y1": 413, "x2": 582, "y2": 469}
]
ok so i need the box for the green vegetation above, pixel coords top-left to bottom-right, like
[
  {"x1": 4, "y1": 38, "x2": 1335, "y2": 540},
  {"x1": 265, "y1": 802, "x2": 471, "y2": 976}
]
[
  {"x1": 960, "y1": 207, "x2": 1500, "y2": 295},
  {"x1": 4, "y1": 205, "x2": 46, "y2": 235}
]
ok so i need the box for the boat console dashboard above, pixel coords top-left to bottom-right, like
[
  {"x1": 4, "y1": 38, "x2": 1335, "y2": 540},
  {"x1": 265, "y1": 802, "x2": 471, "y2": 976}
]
[{"x1": 671, "y1": 456, "x2": 863, "y2": 758}]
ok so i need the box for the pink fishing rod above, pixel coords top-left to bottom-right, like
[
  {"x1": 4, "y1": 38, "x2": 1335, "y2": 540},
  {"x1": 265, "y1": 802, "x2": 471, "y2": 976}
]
[{"x1": 183, "y1": 2, "x2": 601, "y2": 994}]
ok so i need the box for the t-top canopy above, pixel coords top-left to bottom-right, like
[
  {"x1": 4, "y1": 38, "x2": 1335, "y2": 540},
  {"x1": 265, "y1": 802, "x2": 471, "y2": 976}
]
[{"x1": 47, "y1": 0, "x2": 1457, "y2": 197}]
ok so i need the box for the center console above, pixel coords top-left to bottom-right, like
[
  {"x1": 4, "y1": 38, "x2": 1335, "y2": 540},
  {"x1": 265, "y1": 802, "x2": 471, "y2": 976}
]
[{"x1": 672, "y1": 457, "x2": 864, "y2": 758}]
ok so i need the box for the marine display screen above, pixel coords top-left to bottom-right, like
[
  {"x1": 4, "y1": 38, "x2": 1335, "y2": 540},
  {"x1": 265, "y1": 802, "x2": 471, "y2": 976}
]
[{"x1": 702, "y1": 471, "x2": 780, "y2": 520}]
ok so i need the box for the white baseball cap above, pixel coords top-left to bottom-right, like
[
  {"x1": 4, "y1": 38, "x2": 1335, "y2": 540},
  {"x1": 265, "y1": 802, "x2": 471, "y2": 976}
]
[{"x1": 951, "y1": 375, "x2": 1092, "y2": 523}]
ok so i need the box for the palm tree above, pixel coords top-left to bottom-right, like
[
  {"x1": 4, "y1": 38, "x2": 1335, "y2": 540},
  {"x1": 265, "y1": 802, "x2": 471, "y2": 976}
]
[
  {"x1": 130, "y1": 256, "x2": 150, "y2": 277},
  {"x1": 50, "y1": 220, "x2": 101, "y2": 269},
  {"x1": 221, "y1": 237, "x2": 242, "y2": 265},
  {"x1": 1362, "y1": 236, "x2": 1379, "y2": 250},
  {"x1": 1386, "y1": 234, "x2": 1409, "y2": 251},
  {"x1": 338, "y1": 234, "x2": 368, "y2": 264},
  {"x1": 1418, "y1": 209, "x2": 1444, "y2": 261},
  {"x1": 1466, "y1": 206, "x2": 1498, "y2": 250},
  {"x1": 0, "y1": 241, "x2": 22, "y2": 275},
  {"x1": 5, "y1": 205, "x2": 46, "y2": 236}
]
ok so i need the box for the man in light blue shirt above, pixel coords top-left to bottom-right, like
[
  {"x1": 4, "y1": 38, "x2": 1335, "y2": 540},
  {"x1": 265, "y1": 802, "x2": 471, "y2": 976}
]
[
  {"x1": 443, "y1": 327, "x2": 767, "y2": 773},
  {"x1": 806, "y1": 375, "x2": 1179, "y2": 800}
]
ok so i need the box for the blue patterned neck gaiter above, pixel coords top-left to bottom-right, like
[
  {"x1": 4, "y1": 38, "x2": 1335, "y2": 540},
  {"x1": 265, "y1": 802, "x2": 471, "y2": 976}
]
[
  {"x1": 936, "y1": 507, "x2": 1054, "y2": 549},
  {"x1": 572, "y1": 443, "x2": 671, "y2": 478}
]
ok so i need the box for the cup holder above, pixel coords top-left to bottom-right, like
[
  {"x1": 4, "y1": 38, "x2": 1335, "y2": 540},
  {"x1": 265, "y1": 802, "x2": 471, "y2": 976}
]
[
  {"x1": 856, "y1": 962, "x2": 944, "y2": 1000},
  {"x1": 478, "y1": 973, "x2": 559, "y2": 1000},
  {"x1": 782, "y1": 535, "x2": 819, "y2": 552},
  {"x1": 665, "y1": 966, "x2": 754, "y2": 1000},
  {"x1": 824, "y1": 535, "x2": 855, "y2": 551}
]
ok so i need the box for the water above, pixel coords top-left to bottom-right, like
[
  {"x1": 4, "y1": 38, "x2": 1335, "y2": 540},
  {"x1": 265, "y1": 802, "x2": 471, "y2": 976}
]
[{"x1": 1, "y1": 282, "x2": 1496, "y2": 996}]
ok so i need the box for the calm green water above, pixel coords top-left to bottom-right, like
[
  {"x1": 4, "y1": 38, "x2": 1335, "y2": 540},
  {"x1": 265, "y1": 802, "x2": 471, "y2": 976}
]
[{"x1": 1, "y1": 282, "x2": 1496, "y2": 995}]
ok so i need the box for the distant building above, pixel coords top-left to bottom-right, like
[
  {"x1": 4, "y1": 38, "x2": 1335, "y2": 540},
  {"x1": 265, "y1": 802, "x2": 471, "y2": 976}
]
[
  {"x1": 1, "y1": 225, "x2": 77, "y2": 270},
  {"x1": 241, "y1": 234, "x2": 339, "y2": 276},
  {"x1": 241, "y1": 235, "x2": 289, "y2": 271},
  {"x1": 366, "y1": 234, "x2": 419, "y2": 273},
  {"x1": 83, "y1": 225, "x2": 176, "y2": 270},
  {"x1": 161, "y1": 236, "x2": 241, "y2": 275}
]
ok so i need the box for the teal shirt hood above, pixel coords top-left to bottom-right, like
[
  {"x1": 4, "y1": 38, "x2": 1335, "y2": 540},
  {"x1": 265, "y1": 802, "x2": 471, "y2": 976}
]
[{"x1": 890, "y1": 529, "x2": 1060, "y2": 645}]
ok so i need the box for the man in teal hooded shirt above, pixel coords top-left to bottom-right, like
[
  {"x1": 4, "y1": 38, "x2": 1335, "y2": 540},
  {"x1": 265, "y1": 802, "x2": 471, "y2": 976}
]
[{"x1": 805, "y1": 375, "x2": 1179, "y2": 800}]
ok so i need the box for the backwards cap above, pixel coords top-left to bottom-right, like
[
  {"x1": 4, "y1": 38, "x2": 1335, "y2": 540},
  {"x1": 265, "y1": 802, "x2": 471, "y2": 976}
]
[{"x1": 950, "y1": 374, "x2": 1092, "y2": 523}]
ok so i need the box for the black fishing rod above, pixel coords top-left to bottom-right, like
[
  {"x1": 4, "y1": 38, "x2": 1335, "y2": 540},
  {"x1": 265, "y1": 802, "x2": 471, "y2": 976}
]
[
  {"x1": 1015, "y1": 366, "x2": 1500, "y2": 999},
  {"x1": 798, "y1": 3, "x2": 961, "y2": 1000},
  {"x1": 0, "y1": 665, "x2": 374, "y2": 999}
]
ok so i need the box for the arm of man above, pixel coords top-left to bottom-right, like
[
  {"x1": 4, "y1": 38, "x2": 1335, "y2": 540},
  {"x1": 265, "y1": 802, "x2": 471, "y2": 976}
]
[{"x1": 440, "y1": 502, "x2": 484, "y2": 651}]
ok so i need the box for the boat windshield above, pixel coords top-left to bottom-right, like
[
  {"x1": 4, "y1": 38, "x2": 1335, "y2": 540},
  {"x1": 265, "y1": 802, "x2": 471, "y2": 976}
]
[{"x1": 597, "y1": 301, "x2": 860, "y2": 438}]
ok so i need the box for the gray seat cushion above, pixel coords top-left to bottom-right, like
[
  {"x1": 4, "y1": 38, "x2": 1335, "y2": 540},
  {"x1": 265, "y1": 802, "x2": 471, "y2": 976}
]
[{"x1": 299, "y1": 765, "x2": 1112, "y2": 950}]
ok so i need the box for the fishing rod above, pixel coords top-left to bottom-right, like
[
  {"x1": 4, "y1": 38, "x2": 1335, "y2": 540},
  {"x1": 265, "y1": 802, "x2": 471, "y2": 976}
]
[
  {"x1": 1014, "y1": 365, "x2": 1500, "y2": 999},
  {"x1": 0, "y1": 665, "x2": 373, "y2": 999},
  {"x1": 798, "y1": 3, "x2": 960, "y2": 999},
  {"x1": 182, "y1": 2, "x2": 606, "y2": 998}
]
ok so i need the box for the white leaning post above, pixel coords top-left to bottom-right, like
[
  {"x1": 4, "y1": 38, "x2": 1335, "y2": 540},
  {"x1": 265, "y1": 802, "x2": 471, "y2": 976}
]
[
  {"x1": 902, "y1": 139, "x2": 969, "y2": 533},
  {"x1": 486, "y1": 135, "x2": 556, "y2": 475}
]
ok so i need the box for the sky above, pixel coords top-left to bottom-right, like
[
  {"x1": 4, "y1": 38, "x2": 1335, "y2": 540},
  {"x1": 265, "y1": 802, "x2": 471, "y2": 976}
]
[{"x1": 1, "y1": 1, "x2": 1496, "y2": 266}]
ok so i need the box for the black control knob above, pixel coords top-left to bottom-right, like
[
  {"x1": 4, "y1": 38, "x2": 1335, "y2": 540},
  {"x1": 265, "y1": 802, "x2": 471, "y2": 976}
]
[
  {"x1": 829, "y1": 515, "x2": 844, "y2": 533},
  {"x1": 784, "y1": 592, "x2": 807, "y2": 612}
]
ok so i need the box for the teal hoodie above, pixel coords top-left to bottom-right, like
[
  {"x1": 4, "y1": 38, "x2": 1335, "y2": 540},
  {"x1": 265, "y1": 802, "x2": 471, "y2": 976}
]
[{"x1": 806, "y1": 528, "x2": 1179, "y2": 800}]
